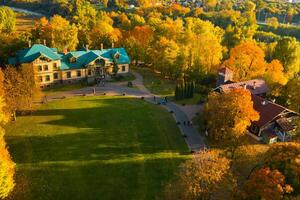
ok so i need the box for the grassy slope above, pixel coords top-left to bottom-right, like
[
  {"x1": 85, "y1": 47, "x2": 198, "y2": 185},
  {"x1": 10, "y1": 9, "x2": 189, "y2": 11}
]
[
  {"x1": 5, "y1": 96, "x2": 189, "y2": 200},
  {"x1": 134, "y1": 68, "x2": 175, "y2": 96}
]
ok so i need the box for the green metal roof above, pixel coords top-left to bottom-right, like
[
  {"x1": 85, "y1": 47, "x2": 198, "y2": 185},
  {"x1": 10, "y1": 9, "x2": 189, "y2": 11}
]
[
  {"x1": 9, "y1": 44, "x2": 61, "y2": 65},
  {"x1": 8, "y1": 45, "x2": 131, "y2": 70}
]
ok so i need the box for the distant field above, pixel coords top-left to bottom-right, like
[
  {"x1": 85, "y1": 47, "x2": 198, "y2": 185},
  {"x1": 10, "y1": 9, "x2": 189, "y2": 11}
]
[
  {"x1": 15, "y1": 12, "x2": 39, "y2": 32},
  {"x1": 5, "y1": 96, "x2": 189, "y2": 200}
]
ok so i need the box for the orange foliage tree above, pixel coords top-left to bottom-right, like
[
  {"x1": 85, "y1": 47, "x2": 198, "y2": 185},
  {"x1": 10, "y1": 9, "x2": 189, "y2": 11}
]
[
  {"x1": 223, "y1": 41, "x2": 266, "y2": 81},
  {"x1": 122, "y1": 25, "x2": 153, "y2": 64},
  {"x1": 204, "y1": 89, "x2": 259, "y2": 155},
  {"x1": 242, "y1": 167, "x2": 293, "y2": 200}
]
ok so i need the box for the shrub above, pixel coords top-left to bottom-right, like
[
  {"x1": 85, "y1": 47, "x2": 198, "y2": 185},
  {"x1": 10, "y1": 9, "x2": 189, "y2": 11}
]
[{"x1": 0, "y1": 134, "x2": 15, "y2": 199}]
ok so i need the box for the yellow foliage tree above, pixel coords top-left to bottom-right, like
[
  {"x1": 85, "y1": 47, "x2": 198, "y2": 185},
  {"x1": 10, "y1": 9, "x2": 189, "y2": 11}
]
[
  {"x1": 89, "y1": 21, "x2": 122, "y2": 49},
  {"x1": 163, "y1": 150, "x2": 236, "y2": 200},
  {"x1": 264, "y1": 59, "x2": 288, "y2": 96},
  {"x1": 223, "y1": 41, "x2": 266, "y2": 81},
  {"x1": 265, "y1": 142, "x2": 300, "y2": 192},
  {"x1": 33, "y1": 16, "x2": 78, "y2": 51},
  {"x1": 0, "y1": 74, "x2": 15, "y2": 199}
]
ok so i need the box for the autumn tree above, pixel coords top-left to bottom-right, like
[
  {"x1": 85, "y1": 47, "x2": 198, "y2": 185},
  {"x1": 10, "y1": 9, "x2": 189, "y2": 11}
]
[
  {"x1": 241, "y1": 167, "x2": 293, "y2": 200},
  {"x1": 73, "y1": 2, "x2": 97, "y2": 47},
  {"x1": 280, "y1": 77, "x2": 300, "y2": 112},
  {"x1": 0, "y1": 6, "x2": 16, "y2": 34},
  {"x1": 181, "y1": 18, "x2": 224, "y2": 77},
  {"x1": 162, "y1": 150, "x2": 236, "y2": 200},
  {"x1": 0, "y1": 69, "x2": 15, "y2": 199},
  {"x1": 3, "y1": 65, "x2": 40, "y2": 120},
  {"x1": 150, "y1": 37, "x2": 180, "y2": 78},
  {"x1": 202, "y1": 0, "x2": 218, "y2": 11},
  {"x1": 266, "y1": 143, "x2": 300, "y2": 193},
  {"x1": 266, "y1": 17, "x2": 279, "y2": 29},
  {"x1": 33, "y1": 16, "x2": 78, "y2": 51},
  {"x1": 89, "y1": 20, "x2": 122, "y2": 49},
  {"x1": 264, "y1": 59, "x2": 288, "y2": 95},
  {"x1": 122, "y1": 25, "x2": 153, "y2": 65},
  {"x1": 223, "y1": 41, "x2": 266, "y2": 81},
  {"x1": 204, "y1": 89, "x2": 259, "y2": 154},
  {"x1": 223, "y1": 2, "x2": 257, "y2": 49},
  {"x1": 151, "y1": 17, "x2": 183, "y2": 41},
  {"x1": 273, "y1": 37, "x2": 300, "y2": 78}
]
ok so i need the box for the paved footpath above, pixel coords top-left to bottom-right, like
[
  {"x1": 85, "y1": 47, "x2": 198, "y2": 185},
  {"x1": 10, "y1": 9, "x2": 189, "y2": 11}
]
[{"x1": 46, "y1": 71, "x2": 206, "y2": 152}]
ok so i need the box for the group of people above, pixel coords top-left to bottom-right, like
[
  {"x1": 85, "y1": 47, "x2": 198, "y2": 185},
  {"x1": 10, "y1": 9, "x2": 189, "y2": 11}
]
[{"x1": 182, "y1": 120, "x2": 193, "y2": 126}]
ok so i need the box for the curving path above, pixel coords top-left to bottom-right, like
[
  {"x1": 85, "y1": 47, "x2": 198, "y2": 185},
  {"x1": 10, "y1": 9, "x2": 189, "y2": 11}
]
[{"x1": 46, "y1": 71, "x2": 206, "y2": 152}]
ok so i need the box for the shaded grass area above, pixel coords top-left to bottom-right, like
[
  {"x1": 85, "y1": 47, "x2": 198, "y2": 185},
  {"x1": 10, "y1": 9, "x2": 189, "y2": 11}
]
[
  {"x1": 134, "y1": 67, "x2": 175, "y2": 96},
  {"x1": 5, "y1": 96, "x2": 189, "y2": 200},
  {"x1": 173, "y1": 93, "x2": 206, "y2": 105}
]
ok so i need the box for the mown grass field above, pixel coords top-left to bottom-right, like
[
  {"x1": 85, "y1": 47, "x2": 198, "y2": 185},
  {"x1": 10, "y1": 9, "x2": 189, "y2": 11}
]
[{"x1": 5, "y1": 96, "x2": 189, "y2": 200}]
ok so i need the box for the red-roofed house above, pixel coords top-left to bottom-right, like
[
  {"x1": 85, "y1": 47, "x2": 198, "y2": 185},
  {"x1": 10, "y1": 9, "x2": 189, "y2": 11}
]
[
  {"x1": 249, "y1": 95, "x2": 298, "y2": 143},
  {"x1": 215, "y1": 67, "x2": 299, "y2": 143}
]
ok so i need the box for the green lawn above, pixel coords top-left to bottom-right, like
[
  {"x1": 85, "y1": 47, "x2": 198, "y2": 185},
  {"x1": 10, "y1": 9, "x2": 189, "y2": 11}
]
[
  {"x1": 134, "y1": 68, "x2": 175, "y2": 96},
  {"x1": 173, "y1": 93, "x2": 207, "y2": 105},
  {"x1": 5, "y1": 96, "x2": 189, "y2": 200}
]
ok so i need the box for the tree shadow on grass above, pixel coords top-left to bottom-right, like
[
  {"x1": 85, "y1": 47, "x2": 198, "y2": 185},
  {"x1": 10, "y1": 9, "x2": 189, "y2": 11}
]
[
  {"x1": 6, "y1": 157, "x2": 187, "y2": 200},
  {"x1": 5, "y1": 97, "x2": 189, "y2": 200}
]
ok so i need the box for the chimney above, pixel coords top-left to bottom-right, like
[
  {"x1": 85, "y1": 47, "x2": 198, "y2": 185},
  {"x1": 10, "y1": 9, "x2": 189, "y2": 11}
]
[
  {"x1": 101, "y1": 43, "x2": 103, "y2": 50},
  {"x1": 43, "y1": 39, "x2": 46, "y2": 46},
  {"x1": 28, "y1": 40, "x2": 32, "y2": 48},
  {"x1": 63, "y1": 47, "x2": 68, "y2": 55},
  {"x1": 111, "y1": 42, "x2": 114, "y2": 48}
]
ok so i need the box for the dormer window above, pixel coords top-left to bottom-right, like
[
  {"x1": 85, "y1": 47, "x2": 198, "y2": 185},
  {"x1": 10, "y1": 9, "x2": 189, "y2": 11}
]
[
  {"x1": 95, "y1": 59, "x2": 105, "y2": 67},
  {"x1": 39, "y1": 56, "x2": 51, "y2": 62},
  {"x1": 114, "y1": 53, "x2": 120, "y2": 59},
  {"x1": 69, "y1": 57, "x2": 77, "y2": 63}
]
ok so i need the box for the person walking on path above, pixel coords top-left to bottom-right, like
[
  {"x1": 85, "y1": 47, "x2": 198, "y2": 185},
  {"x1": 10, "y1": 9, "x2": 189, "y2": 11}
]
[
  {"x1": 93, "y1": 87, "x2": 96, "y2": 95},
  {"x1": 153, "y1": 96, "x2": 156, "y2": 102}
]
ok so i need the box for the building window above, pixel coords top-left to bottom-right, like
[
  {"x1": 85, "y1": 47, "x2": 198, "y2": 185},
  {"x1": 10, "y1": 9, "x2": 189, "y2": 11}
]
[
  {"x1": 43, "y1": 65, "x2": 48, "y2": 71},
  {"x1": 53, "y1": 73, "x2": 58, "y2": 80},
  {"x1": 69, "y1": 57, "x2": 77, "y2": 63},
  {"x1": 88, "y1": 69, "x2": 92, "y2": 76},
  {"x1": 77, "y1": 70, "x2": 81, "y2": 77},
  {"x1": 66, "y1": 71, "x2": 71, "y2": 79},
  {"x1": 53, "y1": 63, "x2": 58, "y2": 70},
  {"x1": 39, "y1": 76, "x2": 43, "y2": 82},
  {"x1": 38, "y1": 65, "x2": 42, "y2": 72},
  {"x1": 45, "y1": 75, "x2": 50, "y2": 82},
  {"x1": 122, "y1": 65, "x2": 126, "y2": 72}
]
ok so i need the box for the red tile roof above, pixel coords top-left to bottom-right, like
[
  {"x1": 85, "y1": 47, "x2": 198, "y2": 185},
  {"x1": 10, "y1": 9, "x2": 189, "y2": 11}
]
[
  {"x1": 219, "y1": 79, "x2": 269, "y2": 95},
  {"x1": 251, "y1": 95, "x2": 287, "y2": 128}
]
